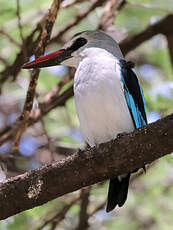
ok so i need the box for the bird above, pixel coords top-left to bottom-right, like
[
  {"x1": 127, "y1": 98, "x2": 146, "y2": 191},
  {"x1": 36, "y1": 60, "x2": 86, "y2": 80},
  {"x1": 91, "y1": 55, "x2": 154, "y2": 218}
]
[{"x1": 23, "y1": 30, "x2": 147, "y2": 212}]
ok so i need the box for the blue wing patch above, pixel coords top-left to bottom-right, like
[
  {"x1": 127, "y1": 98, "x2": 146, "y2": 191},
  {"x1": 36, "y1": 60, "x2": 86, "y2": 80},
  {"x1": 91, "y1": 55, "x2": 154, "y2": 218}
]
[{"x1": 119, "y1": 60, "x2": 147, "y2": 128}]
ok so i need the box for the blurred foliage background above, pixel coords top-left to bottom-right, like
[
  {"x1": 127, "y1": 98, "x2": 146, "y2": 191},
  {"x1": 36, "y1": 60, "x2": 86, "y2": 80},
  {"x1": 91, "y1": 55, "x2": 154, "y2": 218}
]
[{"x1": 0, "y1": 0, "x2": 173, "y2": 229}]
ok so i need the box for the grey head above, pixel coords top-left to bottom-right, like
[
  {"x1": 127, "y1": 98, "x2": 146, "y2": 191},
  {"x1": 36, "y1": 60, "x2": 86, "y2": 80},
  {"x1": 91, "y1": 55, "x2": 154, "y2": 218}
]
[{"x1": 63, "y1": 30, "x2": 123, "y2": 60}]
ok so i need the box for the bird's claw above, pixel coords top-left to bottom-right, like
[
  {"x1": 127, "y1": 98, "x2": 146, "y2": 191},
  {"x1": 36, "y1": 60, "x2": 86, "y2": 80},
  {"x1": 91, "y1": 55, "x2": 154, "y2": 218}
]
[
  {"x1": 77, "y1": 148, "x2": 83, "y2": 155},
  {"x1": 117, "y1": 132, "x2": 127, "y2": 138}
]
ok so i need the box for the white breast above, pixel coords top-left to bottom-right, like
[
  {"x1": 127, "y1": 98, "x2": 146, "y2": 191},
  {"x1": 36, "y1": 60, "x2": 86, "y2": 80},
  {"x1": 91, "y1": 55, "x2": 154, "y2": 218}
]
[{"x1": 74, "y1": 48, "x2": 134, "y2": 147}]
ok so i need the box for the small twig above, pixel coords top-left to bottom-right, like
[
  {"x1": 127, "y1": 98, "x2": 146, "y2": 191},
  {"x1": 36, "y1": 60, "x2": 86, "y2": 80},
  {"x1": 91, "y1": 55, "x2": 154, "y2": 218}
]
[
  {"x1": 37, "y1": 197, "x2": 80, "y2": 230},
  {"x1": 97, "y1": 0, "x2": 127, "y2": 30},
  {"x1": 114, "y1": 0, "x2": 127, "y2": 16},
  {"x1": 13, "y1": 0, "x2": 60, "y2": 150},
  {"x1": 89, "y1": 200, "x2": 106, "y2": 216},
  {"x1": 0, "y1": 26, "x2": 42, "y2": 85},
  {"x1": 51, "y1": 0, "x2": 106, "y2": 43},
  {"x1": 0, "y1": 84, "x2": 73, "y2": 147},
  {"x1": 0, "y1": 56, "x2": 9, "y2": 66},
  {"x1": 16, "y1": 0, "x2": 27, "y2": 59},
  {"x1": 0, "y1": 29, "x2": 21, "y2": 48},
  {"x1": 40, "y1": 118, "x2": 54, "y2": 162},
  {"x1": 16, "y1": 0, "x2": 24, "y2": 42},
  {"x1": 41, "y1": 69, "x2": 73, "y2": 106},
  {"x1": 13, "y1": 69, "x2": 40, "y2": 150},
  {"x1": 75, "y1": 187, "x2": 91, "y2": 230},
  {"x1": 61, "y1": 0, "x2": 87, "y2": 8},
  {"x1": 49, "y1": 222, "x2": 57, "y2": 230},
  {"x1": 97, "y1": 0, "x2": 119, "y2": 30},
  {"x1": 127, "y1": 1, "x2": 173, "y2": 13}
]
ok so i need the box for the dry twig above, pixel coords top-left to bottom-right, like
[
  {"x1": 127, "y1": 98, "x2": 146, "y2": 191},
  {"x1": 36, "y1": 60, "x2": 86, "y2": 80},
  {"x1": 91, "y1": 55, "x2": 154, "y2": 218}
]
[
  {"x1": 0, "y1": 27, "x2": 42, "y2": 84},
  {"x1": 13, "y1": 0, "x2": 60, "y2": 149},
  {"x1": 51, "y1": 0, "x2": 106, "y2": 43},
  {"x1": 75, "y1": 187, "x2": 91, "y2": 230},
  {"x1": 37, "y1": 197, "x2": 80, "y2": 230},
  {"x1": 0, "y1": 29, "x2": 21, "y2": 48},
  {"x1": 0, "y1": 56, "x2": 9, "y2": 66},
  {"x1": 16, "y1": 0, "x2": 27, "y2": 59},
  {"x1": 98, "y1": 0, "x2": 126, "y2": 30},
  {"x1": 16, "y1": 0, "x2": 24, "y2": 43},
  {"x1": 61, "y1": 0, "x2": 87, "y2": 8}
]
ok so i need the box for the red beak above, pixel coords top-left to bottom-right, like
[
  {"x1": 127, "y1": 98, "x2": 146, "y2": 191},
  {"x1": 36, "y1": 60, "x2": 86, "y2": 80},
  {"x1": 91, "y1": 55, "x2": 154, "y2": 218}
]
[{"x1": 22, "y1": 49, "x2": 71, "y2": 69}]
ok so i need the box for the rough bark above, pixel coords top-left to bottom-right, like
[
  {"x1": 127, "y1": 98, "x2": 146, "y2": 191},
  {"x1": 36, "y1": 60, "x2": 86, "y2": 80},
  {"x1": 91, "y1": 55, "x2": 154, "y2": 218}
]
[{"x1": 0, "y1": 113, "x2": 173, "y2": 220}]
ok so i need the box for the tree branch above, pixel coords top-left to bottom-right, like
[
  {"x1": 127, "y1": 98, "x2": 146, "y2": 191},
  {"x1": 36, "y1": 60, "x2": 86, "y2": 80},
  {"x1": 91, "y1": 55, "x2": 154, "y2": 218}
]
[
  {"x1": 0, "y1": 29, "x2": 21, "y2": 48},
  {"x1": 120, "y1": 14, "x2": 173, "y2": 55},
  {"x1": 166, "y1": 33, "x2": 173, "y2": 67},
  {"x1": 37, "y1": 197, "x2": 80, "y2": 230},
  {"x1": 97, "y1": 0, "x2": 126, "y2": 30},
  {"x1": 75, "y1": 187, "x2": 90, "y2": 230},
  {"x1": 0, "y1": 26, "x2": 42, "y2": 84},
  {"x1": 0, "y1": 84, "x2": 73, "y2": 146},
  {"x1": 0, "y1": 113, "x2": 173, "y2": 220},
  {"x1": 51, "y1": 0, "x2": 106, "y2": 44},
  {"x1": 13, "y1": 0, "x2": 60, "y2": 149}
]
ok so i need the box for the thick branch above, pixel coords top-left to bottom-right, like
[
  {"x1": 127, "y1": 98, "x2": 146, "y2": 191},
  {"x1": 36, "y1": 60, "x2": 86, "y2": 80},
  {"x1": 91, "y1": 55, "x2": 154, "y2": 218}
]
[{"x1": 0, "y1": 114, "x2": 173, "y2": 220}]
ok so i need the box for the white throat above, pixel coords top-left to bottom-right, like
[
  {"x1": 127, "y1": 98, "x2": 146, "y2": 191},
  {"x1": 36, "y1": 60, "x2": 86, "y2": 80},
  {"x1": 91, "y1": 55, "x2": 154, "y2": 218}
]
[{"x1": 61, "y1": 46, "x2": 123, "y2": 68}]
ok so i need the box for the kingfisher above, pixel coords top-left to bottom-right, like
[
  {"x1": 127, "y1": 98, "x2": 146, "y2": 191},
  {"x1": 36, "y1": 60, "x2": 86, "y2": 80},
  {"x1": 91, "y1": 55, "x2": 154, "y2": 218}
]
[{"x1": 23, "y1": 30, "x2": 147, "y2": 212}]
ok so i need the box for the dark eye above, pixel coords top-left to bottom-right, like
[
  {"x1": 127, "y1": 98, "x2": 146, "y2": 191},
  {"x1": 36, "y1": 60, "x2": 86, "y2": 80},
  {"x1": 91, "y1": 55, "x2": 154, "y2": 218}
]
[
  {"x1": 69, "y1": 37, "x2": 87, "y2": 52},
  {"x1": 75, "y1": 37, "x2": 87, "y2": 46}
]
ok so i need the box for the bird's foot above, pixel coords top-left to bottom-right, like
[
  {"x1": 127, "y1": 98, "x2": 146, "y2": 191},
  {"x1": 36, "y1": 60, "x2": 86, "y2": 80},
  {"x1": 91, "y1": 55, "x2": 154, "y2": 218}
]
[
  {"x1": 77, "y1": 148, "x2": 83, "y2": 155},
  {"x1": 117, "y1": 132, "x2": 127, "y2": 139},
  {"x1": 142, "y1": 166, "x2": 146, "y2": 173},
  {"x1": 131, "y1": 166, "x2": 146, "y2": 174},
  {"x1": 131, "y1": 168, "x2": 139, "y2": 173}
]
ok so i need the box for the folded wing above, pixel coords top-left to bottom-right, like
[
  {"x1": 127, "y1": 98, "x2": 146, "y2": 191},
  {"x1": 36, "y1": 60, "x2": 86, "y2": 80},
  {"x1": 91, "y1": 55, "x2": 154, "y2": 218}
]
[{"x1": 119, "y1": 59, "x2": 147, "y2": 128}]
